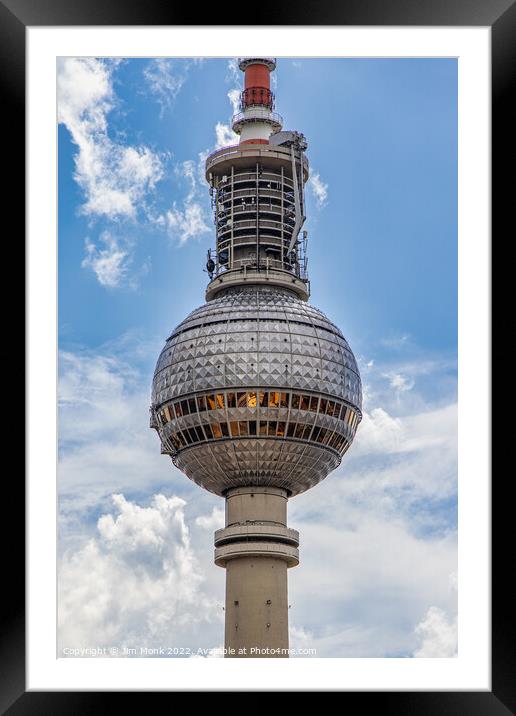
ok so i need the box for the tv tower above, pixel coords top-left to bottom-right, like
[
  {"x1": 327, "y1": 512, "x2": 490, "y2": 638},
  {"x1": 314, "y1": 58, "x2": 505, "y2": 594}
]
[{"x1": 151, "y1": 58, "x2": 362, "y2": 657}]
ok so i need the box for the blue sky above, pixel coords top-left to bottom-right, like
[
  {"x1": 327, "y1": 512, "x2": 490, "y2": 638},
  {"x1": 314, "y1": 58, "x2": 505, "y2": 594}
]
[{"x1": 57, "y1": 57, "x2": 457, "y2": 659}]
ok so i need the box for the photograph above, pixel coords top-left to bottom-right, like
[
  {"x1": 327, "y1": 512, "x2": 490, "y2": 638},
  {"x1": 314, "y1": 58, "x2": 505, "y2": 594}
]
[{"x1": 57, "y1": 55, "x2": 458, "y2": 661}]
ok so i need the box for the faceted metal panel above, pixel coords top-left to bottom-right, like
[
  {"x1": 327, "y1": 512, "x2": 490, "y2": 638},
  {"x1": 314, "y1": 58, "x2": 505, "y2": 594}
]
[
  {"x1": 173, "y1": 439, "x2": 341, "y2": 497},
  {"x1": 151, "y1": 285, "x2": 362, "y2": 496}
]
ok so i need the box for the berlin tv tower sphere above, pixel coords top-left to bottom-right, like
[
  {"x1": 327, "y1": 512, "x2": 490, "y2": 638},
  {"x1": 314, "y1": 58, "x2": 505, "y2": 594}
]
[
  {"x1": 150, "y1": 56, "x2": 362, "y2": 499},
  {"x1": 151, "y1": 285, "x2": 362, "y2": 496}
]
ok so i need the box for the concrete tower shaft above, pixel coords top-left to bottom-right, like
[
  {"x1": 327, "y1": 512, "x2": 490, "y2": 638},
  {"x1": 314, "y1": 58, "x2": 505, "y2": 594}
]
[{"x1": 215, "y1": 487, "x2": 298, "y2": 657}]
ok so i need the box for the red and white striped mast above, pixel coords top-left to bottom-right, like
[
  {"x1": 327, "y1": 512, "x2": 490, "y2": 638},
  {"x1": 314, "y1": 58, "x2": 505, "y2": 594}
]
[{"x1": 232, "y1": 58, "x2": 283, "y2": 145}]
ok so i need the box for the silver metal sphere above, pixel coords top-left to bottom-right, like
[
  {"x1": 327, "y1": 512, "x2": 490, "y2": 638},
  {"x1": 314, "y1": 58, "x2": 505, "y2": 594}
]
[{"x1": 151, "y1": 285, "x2": 362, "y2": 496}]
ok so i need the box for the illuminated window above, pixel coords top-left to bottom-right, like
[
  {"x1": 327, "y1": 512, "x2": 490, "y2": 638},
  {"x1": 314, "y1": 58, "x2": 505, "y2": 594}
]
[
  {"x1": 197, "y1": 395, "x2": 207, "y2": 412},
  {"x1": 300, "y1": 395, "x2": 310, "y2": 411},
  {"x1": 174, "y1": 401, "x2": 183, "y2": 417},
  {"x1": 247, "y1": 391, "x2": 257, "y2": 408},
  {"x1": 294, "y1": 423, "x2": 305, "y2": 439},
  {"x1": 269, "y1": 392, "x2": 280, "y2": 408},
  {"x1": 216, "y1": 394, "x2": 225, "y2": 409},
  {"x1": 268, "y1": 421, "x2": 277, "y2": 436},
  {"x1": 211, "y1": 423, "x2": 222, "y2": 439},
  {"x1": 280, "y1": 392, "x2": 289, "y2": 408},
  {"x1": 315, "y1": 428, "x2": 326, "y2": 443},
  {"x1": 230, "y1": 421, "x2": 239, "y2": 437},
  {"x1": 227, "y1": 392, "x2": 236, "y2": 408},
  {"x1": 170, "y1": 433, "x2": 182, "y2": 450},
  {"x1": 300, "y1": 425, "x2": 311, "y2": 439},
  {"x1": 239, "y1": 421, "x2": 249, "y2": 436},
  {"x1": 163, "y1": 406, "x2": 172, "y2": 423},
  {"x1": 322, "y1": 430, "x2": 333, "y2": 445},
  {"x1": 259, "y1": 391, "x2": 268, "y2": 407},
  {"x1": 326, "y1": 401, "x2": 334, "y2": 416},
  {"x1": 309, "y1": 396, "x2": 319, "y2": 412},
  {"x1": 206, "y1": 394, "x2": 216, "y2": 410},
  {"x1": 259, "y1": 420, "x2": 268, "y2": 436},
  {"x1": 277, "y1": 421, "x2": 286, "y2": 437},
  {"x1": 286, "y1": 423, "x2": 296, "y2": 438},
  {"x1": 176, "y1": 431, "x2": 187, "y2": 448},
  {"x1": 237, "y1": 392, "x2": 247, "y2": 408},
  {"x1": 291, "y1": 394, "x2": 300, "y2": 409},
  {"x1": 249, "y1": 421, "x2": 257, "y2": 436}
]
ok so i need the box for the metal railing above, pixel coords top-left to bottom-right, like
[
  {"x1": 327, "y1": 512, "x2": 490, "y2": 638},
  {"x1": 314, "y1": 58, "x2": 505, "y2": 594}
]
[
  {"x1": 205, "y1": 143, "x2": 309, "y2": 177},
  {"x1": 240, "y1": 86, "x2": 274, "y2": 110},
  {"x1": 210, "y1": 256, "x2": 309, "y2": 283},
  {"x1": 232, "y1": 108, "x2": 283, "y2": 128}
]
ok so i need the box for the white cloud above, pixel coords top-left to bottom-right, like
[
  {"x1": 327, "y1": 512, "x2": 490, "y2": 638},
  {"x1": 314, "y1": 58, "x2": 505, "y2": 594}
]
[
  {"x1": 59, "y1": 492, "x2": 222, "y2": 655},
  {"x1": 167, "y1": 79, "x2": 240, "y2": 246},
  {"x1": 58, "y1": 337, "x2": 457, "y2": 658},
  {"x1": 285, "y1": 355, "x2": 457, "y2": 657},
  {"x1": 160, "y1": 158, "x2": 211, "y2": 245},
  {"x1": 227, "y1": 88, "x2": 241, "y2": 114},
  {"x1": 58, "y1": 344, "x2": 226, "y2": 654},
  {"x1": 58, "y1": 58, "x2": 164, "y2": 220},
  {"x1": 288, "y1": 507, "x2": 457, "y2": 657},
  {"x1": 195, "y1": 507, "x2": 224, "y2": 531},
  {"x1": 413, "y1": 606, "x2": 457, "y2": 657},
  {"x1": 214, "y1": 121, "x2": 238, "y2": 150},
  {"x1": 143, "y1": 59, "x2": 189, "y2": 117},
  {"x1": 57, "y1": 343, "x2": 222, "y2": 519},
  {"x1": 58, "y1": 347, "x2": 164, "y2": 516},
  {"x1": 81, "y1": 231, "x2": 132, "y2": 288},
  {"x1": 308, "y1": 172, "x2": 328, "y2": 208},
  {"x1": 214, "y1": 66, "x2": 241, "y2": 150},
  {"x1": 165, "y1": 201, "x2": 210, "y2": 246},
  {"x1": 356, "y1": 407, "x2": 404, "y2": 454},
  {"x1": 226, "y1": 58, "x2": 241, "y2": 85},
  {"x1": 385, "y1": 372, "x2": 415, "y2": 393}
]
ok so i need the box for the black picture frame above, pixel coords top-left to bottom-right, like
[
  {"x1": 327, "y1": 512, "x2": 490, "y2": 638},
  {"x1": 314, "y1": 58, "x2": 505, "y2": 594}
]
[{"x1": 3, "y1": 0, "x2": 506, "y2": 710}]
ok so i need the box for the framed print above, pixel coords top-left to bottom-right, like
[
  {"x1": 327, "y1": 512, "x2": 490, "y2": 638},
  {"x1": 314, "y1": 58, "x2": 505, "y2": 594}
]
[{"x1": 2, "y1": 0, "x2": 508, "y2": 709}]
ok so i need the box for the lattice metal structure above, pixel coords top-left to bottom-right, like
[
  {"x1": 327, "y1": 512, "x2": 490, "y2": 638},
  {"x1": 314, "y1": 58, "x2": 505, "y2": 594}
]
[{"x1": 150, "y1": 58, "x2": 362, "y2": 658}]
